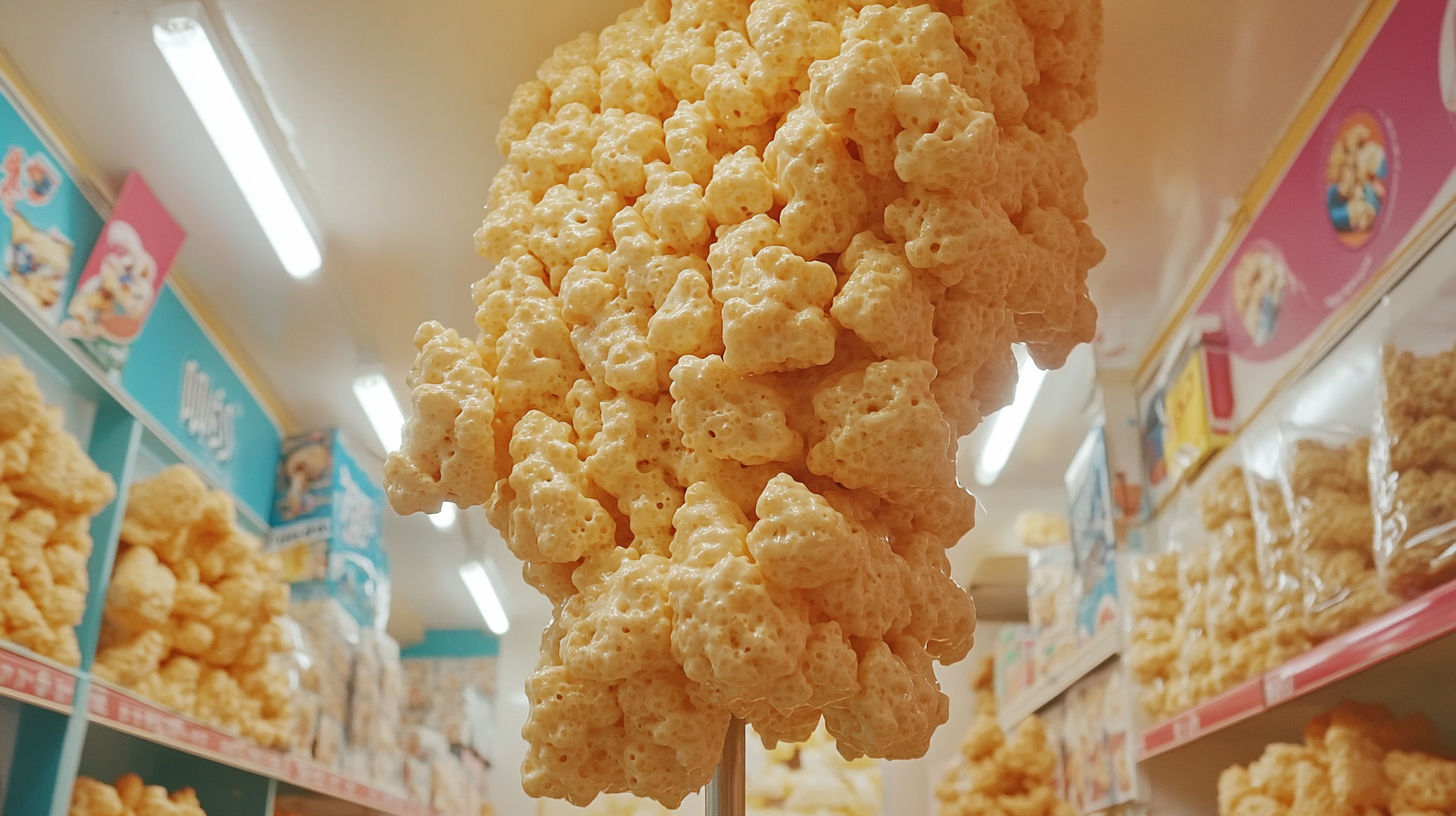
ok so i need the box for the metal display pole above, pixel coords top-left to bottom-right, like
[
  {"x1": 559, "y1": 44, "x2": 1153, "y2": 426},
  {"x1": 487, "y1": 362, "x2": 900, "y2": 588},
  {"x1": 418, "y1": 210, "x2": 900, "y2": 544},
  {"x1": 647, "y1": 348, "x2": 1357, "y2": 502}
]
[{"x1": 706, "y1": 717, "x2": 746, "y2": 816}]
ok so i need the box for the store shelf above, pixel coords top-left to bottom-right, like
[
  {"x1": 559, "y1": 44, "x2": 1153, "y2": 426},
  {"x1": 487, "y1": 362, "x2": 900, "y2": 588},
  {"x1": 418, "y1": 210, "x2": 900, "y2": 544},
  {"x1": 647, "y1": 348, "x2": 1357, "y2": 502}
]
[
  {"x1": 0, "y1": 281, "x2": 269, "y2": 534},
  {"x1": 997, "y1": 625, "x2": 1121, "y2": 732},
  {"x1": 0, "y1": 641, "x2": 77, "y2": 714},
  {"x1": 87, "y1": 683, "x2": 435, "y2": 816},
  {"x1": 1138, "y1": 577, "x2": 1456, "y2": 759}
]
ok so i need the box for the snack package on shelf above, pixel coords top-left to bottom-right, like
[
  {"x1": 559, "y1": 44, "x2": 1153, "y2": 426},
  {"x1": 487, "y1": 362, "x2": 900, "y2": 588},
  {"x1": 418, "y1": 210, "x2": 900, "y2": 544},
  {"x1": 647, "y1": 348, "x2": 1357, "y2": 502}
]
[
  {"x1": 1019, "y1": 512, "x2": 1079, "y2": 680},
  {"x1": 1040, "y1": 700, "x2": 1069, "y2": 805},
  {"x1": 403, "y1": 654, "x2": 499, "y2": 760},
  {"x1": 1066, "y1": 666, "x2": 1114, "y2": 811},
  {"x1": 1279, "y1": 432, "x2": 1398, "y2": 643},
  {"x1": 745, "y1": 721, "x2": 882, "y2": 815},
  {"x1": 1149, "y1": 492, "x2": 1211, "y2": 716},
  {"x1": 1199, "y1": 464, "x2": 1270, "y2": 690},
  {"x1": 348, "y1": 628, "x2": 405, "y2": 790},
  {"x1": 94, "y1": 465, "x2": 294, "y2": 748},
  {"x1": 1243, "y1": 441, "x2": 1311, "y2": 670},
  {"x1": 1217, "y1": 700, "x2": 1456, "y2": 816},
  {"x1": 1374, "y1": 292, "x2": 1456, "y2": 598},
  {"x1": 69, "y1": 774, "x2": 208, "y2": 816},
  {"x1": 268, "y1": 428, "x2": 391, "y2": 632},
  {"x1": 290, "y1": 595, "x2": 359, "y2": 766},
  {"x1": 993, "y1": 625, "x2": 1035, "y2": 711},
  {"x1": 935, "y1": 660, "x2": 1074, "y2": 816},
  {"x1": 1125, "y1": 489, "x2": 1183, "y2": 722},
  {"x1": 0, "y1": 356, "x2": 117, "y2": 667}
]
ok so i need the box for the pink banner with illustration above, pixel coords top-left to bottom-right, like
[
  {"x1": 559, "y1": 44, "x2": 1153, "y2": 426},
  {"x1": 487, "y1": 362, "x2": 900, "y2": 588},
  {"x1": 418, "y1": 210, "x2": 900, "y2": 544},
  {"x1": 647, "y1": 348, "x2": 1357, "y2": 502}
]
[
  {"x1": 61, "y1": 171, "x2": 185, "y2": 375},
  {"x1": 1192, "y1": 0, "x2": 1456, "y2": 413}
]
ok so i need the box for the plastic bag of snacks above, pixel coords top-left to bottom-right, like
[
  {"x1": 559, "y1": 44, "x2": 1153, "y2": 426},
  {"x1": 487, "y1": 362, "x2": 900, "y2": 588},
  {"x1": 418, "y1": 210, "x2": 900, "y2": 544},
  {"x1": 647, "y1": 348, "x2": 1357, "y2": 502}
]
[
  {"x1": 1124, "y1": 520, "x2": 1180, "y2": 722},
  {"x1": 1278, "y1": 429, "x2": 1398, "y2": 643},
  {"x1": 1199, "y1": 464, "x2": 1269, "y2": 690},
  {"x1": 1019, "y1": 512, "x2": 1079, "y2": 680},
  {"x1": 290, "y1": 597, "x2": 359, "y2": 766},
  {"x1": 1242, "y1": 436, "x2": 1310, "y2": 670},
  {"x1": 1373, "y1": 292, "x2": 1456, "y2": 598},
  {"x1": 1166, "y1": 493, "x2": 1214, "y2": 713}
]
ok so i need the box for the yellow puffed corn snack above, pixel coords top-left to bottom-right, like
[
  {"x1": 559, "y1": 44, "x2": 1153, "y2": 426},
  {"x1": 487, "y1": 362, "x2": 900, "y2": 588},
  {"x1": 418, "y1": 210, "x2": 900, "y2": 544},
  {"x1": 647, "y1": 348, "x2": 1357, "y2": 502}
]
[
  {"x1": 935, "y1": 659, "x2": 1074, "y2": 816},
  {"x1": 97, "y1": 466, "x2": 293, "y2": 748},
  {"x1": 1218, "y1": 701, "x2": 1446, "y2": 816},
  {"x1": 387, "y1": 0, "x2": 1103, "y2": 805},
  {"x1": 0, "y1": 358, "x2": 115, "y2": 666}
]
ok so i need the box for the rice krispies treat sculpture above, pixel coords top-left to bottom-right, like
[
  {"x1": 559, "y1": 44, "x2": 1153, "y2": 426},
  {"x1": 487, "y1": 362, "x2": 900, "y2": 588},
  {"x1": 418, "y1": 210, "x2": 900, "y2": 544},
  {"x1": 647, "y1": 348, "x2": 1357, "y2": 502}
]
[
  {"x1": 95, "y1": 466, "x2": 294, "y2": 749},
  {"x1": 385, "y1": 0, "x2": 1103, "y2": 806},
  {"x1": 1284, "y1": 438, "x2": 1397, "y2": 644},
  {"x1": 1376, "y1": 342, "x2": 1456, "y2": 598},
  {"x1": 1217, "y1": 701, "x2": 1455, "y2": 816},
  {"x1": 0, "y1": 357, "x2": 116, "y2": 667},
  {"x1": 935, "y1": 659, "x2": 1074, "y2": 816}
]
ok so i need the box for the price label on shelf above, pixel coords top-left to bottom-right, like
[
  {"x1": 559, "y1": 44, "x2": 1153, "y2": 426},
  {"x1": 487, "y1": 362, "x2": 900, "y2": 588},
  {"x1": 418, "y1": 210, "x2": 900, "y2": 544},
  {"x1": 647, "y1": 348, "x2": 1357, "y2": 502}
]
[
  {"x1": 0, "y1": 645, "x2": 76, "y2": 709},
  {"x1": 89, "y1": 684, "x2": 433, "y2": 816},
  {"x1": 1263, "y1": 669, "x2": 1296, "y2": 705}
]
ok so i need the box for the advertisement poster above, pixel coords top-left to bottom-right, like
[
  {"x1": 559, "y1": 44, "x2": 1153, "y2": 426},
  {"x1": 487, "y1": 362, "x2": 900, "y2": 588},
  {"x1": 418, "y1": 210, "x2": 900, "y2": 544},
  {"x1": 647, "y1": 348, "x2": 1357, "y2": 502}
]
[
  {"x1": 1144, "y1": 0, "x2": 1456, "y2": 438},
  {"x1": 1066, "y1": 426, "x2": 1120, "y2": 642},
  {"x1": 61, "y1": 171, "x2": 185, "y2": 376},
  {"x1": 268, "y1": 428, "x2": 390, "y2": 629},
  {"x1": 121, "y1": 284, "x2": 282, "y2": 521},
  {"x1": 0, "y1": 88, "x2": 103, "y2": 322}
]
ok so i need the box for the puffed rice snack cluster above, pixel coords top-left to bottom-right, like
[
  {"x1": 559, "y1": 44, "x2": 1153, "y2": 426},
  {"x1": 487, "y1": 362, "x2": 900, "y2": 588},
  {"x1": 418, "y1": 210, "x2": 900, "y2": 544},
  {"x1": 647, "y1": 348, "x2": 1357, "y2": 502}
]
[
  {"x1": 0, "y1": 357, "x2": 116, "y2": 667},
  {"x1": 385, "y1": 0, "x2": 1103, "y2": 805},
  {"x1": 1217, "y1": 701, "x2": 1456, "y2": 816}
]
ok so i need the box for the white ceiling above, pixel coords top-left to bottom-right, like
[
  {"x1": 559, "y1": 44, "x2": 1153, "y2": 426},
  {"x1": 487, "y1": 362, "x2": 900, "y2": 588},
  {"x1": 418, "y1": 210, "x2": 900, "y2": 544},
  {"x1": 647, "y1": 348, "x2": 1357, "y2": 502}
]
[{"x1": 0, "y1": 0, "x2": 1363, "y2": 630}]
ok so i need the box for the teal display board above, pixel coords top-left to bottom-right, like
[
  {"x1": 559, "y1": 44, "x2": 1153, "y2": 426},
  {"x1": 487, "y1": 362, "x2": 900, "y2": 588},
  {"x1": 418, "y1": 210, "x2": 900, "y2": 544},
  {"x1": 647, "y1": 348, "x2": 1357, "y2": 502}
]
[
  {"x1": 400, "y1": 629, "x2": 500, "y2": 659},
  {"x1": 0, "y1": 86, "x2": 103, "y2": 325},
  {"x1": 120, "y1": 285, "x2": 281, "y2": 520}
]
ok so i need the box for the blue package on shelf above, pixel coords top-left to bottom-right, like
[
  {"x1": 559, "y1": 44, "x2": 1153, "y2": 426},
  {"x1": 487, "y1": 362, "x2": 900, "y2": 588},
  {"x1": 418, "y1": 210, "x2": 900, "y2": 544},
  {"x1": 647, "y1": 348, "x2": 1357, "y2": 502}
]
[{"x1": 268, "y1": 428, "x2": 391, "y2": 630}]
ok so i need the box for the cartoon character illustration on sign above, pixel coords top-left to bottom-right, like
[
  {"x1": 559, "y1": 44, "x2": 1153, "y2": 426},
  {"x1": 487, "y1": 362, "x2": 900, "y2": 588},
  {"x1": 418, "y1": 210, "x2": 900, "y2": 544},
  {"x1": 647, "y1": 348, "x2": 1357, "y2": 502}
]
[
  {"x1": 21, "y1": 153, "x2": 58, "y2": 206},
  {"x1": 1326, "y1": 113, "x2": 1390, "y2": 245},
  {"x1": 279, "y1": 442, "x2": 332, "y2": 522},
  {"x1": 1231, "y1": 245, "x2": 1291, "y2": 347},
  {"x1": 61, "y1": 219, "x2": 157, "y2": 341},
  {"x1": 4, "y1": 211, "x2": 73, "y2": 311}
]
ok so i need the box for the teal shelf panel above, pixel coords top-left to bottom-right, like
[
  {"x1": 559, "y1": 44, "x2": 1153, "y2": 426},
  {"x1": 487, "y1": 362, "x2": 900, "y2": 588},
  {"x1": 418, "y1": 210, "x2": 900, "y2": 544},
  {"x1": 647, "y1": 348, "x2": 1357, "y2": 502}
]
[
  {"x1": 0, "y1": 282, "x2": 270, "y2": 533},
  {"x1": 0, "y1": 205, "x2": 427, "y2": 816}
]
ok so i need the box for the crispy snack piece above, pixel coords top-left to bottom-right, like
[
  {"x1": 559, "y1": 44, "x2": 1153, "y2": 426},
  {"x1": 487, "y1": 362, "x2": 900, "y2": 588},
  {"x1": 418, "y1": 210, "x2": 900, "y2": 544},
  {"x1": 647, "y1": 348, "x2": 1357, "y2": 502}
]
[{"x1": 390, "y1": 0, "x2": 1105, "y2": 805}]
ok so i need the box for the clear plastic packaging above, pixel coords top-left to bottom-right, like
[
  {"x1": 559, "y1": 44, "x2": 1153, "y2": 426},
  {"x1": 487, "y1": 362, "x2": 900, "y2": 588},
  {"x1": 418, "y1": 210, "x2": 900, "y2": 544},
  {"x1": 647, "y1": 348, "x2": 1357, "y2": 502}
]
[
  {"x1": 1244, "y1": 453, "x2": 1310, "y2": 669},
  {"x1": 1125, "y1": 538, "x2": 1179, "y2": 721},
  {"x1": 1280, "y1": 432, "x2": 1398, "y2": 643},
  {"x1": 1374, "y1": 312, "x2": 1456, "y2": 597},
  {"x1": 1199, "y1": 464, "x2": 1268, "y2": 690},
  {"x1": 1025, "y1": 528, "x2": 1079, "y2": 681},
  {"x1": 1155, "y1": 491, "x2": 1213, "y2": 714}
]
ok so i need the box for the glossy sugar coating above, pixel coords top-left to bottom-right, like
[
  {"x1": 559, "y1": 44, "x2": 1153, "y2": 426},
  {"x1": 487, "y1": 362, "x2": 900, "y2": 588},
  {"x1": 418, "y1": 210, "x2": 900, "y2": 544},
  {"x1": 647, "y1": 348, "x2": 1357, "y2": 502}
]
[{"x1": 385, "y1": 0, "x2": 1103, "y2": 805}]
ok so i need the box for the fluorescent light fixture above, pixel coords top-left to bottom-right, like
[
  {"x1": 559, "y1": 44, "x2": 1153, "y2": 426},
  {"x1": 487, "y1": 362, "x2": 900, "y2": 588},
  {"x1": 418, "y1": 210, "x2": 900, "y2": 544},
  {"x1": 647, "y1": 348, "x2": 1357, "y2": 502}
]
[
  {"x1": 460, "y1": 560, "x2": 510, "y2": 635},
  {"x1": 975, "y1": 351, "x2": 1049, "y2": 486},
  {"x1": 153, "y1": 8, "x2": 322, "y2": 278},
  {"x1": 353, "y1": 373, "x2": 404, "y2": 454},
  {"x1": 430, "y1": 503, "x2": 457, "y2": 530}
]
